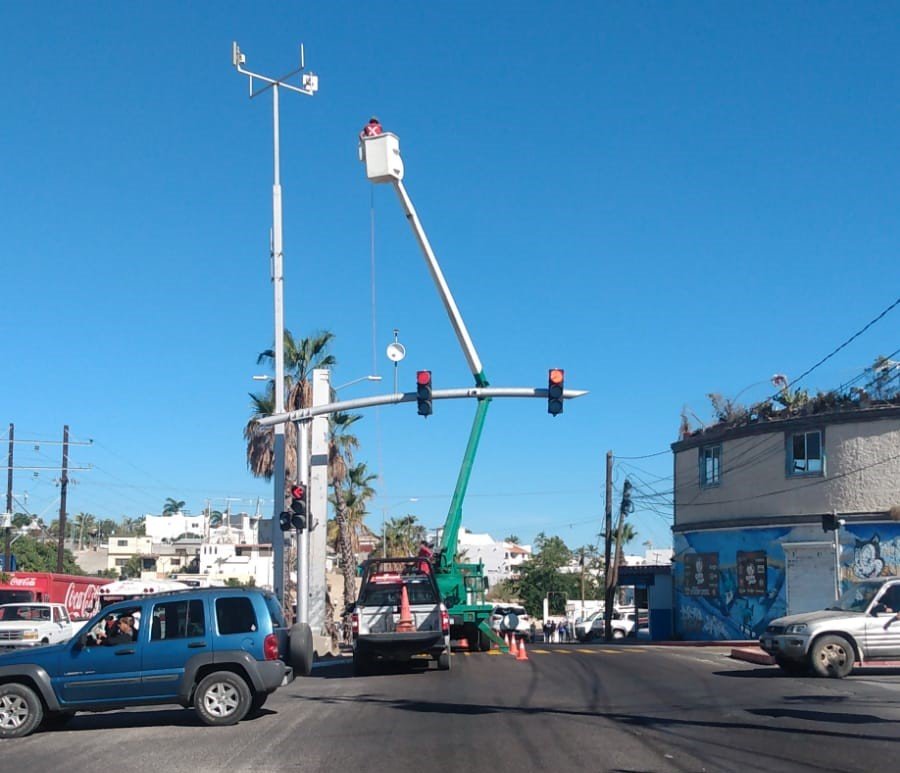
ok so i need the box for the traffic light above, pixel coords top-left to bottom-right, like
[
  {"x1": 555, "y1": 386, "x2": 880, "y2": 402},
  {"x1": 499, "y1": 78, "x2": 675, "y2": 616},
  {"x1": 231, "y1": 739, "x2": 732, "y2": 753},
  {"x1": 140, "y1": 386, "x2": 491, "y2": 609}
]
[
  {"x1": 279, "y1": 510, "x2": 292, "y2": 532},
  {"x1": 548, "y1": 368, "x2": 565, "y2": 416},
  {"x1": 416, "y1": 370, "x2": 433, "y2": 417},
  {"x1": 290, "y1": 483, "x2": 308, "y2": 531}
]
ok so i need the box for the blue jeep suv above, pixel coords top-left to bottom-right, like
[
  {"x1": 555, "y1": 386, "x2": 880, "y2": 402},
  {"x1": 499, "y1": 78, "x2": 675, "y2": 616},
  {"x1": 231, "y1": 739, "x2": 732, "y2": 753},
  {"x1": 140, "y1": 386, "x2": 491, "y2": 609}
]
[{"x1": 0, "y1": 587, "x2": 295, "y2": 738}]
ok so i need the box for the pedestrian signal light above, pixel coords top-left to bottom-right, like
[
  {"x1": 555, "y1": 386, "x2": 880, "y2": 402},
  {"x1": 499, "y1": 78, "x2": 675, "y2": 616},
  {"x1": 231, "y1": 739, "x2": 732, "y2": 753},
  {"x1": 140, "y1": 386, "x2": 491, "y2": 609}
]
[
  {"x1": 821, "y1": 513, "x2": 839, "y2": 532},
  {"x1": 279, "y1": 511, "x2": 292, "y2": 532},
  {"x1": 290, "y1": 483, "x2": 308, "y2": 531},
  {"x1": 548, "y1": 368, "x2": 565, "y2": 416},
  {"x1": 416, "y1": 370, "x2": 433, "y2": 417}
]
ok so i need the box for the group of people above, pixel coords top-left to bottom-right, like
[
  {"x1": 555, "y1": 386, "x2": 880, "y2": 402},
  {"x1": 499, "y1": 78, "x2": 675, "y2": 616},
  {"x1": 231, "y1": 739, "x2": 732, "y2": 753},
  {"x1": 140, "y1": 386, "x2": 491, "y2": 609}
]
[
  {"x1": 90, "y1": 613, "x2": 138, "y2": 646},
  {"x1": 541, "y1": 619, "x2": 571, "y2": 644}
]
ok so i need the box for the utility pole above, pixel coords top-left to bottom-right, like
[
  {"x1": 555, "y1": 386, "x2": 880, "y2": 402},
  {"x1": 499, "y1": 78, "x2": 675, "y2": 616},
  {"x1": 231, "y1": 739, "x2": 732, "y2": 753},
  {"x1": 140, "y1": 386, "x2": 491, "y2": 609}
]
[
  {"x1": 4, "y1": 423, "x2": 13, "y2": 571},
  {"x1": 603, "y1": 451, "x2": 614, "y2": 642},
  {"x1": 56, "y1": 425, "x2": 69, "y2": 573}
]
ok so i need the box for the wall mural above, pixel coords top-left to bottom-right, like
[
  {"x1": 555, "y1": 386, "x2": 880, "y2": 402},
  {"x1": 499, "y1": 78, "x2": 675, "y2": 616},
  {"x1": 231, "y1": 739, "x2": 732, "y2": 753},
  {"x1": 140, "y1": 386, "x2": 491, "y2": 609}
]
[{"x1": 674, "y1": 523, "x2": 900, "y2": 641}]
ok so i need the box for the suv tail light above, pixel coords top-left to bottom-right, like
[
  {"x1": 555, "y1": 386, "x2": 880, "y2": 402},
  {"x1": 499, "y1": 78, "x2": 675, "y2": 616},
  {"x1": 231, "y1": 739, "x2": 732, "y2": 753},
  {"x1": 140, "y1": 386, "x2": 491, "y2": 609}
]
[
  {"x1": 351, "y1": 612, "x2": 359, "y2": 635},
  {"x1": 440, "y1": 609, "x2": 450, "y2": 634},
  {"x1": 263, "y1": 633, "x2": 280, "y2": 661}
]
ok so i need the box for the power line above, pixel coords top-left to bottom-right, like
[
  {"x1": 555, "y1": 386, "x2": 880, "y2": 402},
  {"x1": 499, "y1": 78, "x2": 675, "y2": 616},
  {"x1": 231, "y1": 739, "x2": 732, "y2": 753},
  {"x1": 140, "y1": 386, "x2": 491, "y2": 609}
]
[{"x1": 778, "y1": 296, "x2": 900, "y2": 396}]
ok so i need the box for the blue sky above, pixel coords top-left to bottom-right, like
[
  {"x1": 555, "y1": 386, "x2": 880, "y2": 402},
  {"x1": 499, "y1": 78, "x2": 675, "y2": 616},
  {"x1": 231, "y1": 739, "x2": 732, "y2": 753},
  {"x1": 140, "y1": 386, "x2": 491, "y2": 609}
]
[{"x1": 2, "y1": 3, "x2": 898, "y2": 553}]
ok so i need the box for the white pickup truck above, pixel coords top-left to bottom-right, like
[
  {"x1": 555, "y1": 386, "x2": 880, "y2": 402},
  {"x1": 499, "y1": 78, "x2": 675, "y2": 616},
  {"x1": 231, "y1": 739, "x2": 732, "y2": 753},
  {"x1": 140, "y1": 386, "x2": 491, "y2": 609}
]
[
  {"x1": 350, "y1": 558, "x2": 450, "y2": 675},
  {"x1": 0, "y1": 602, "x2": 75, "y2": 650}
]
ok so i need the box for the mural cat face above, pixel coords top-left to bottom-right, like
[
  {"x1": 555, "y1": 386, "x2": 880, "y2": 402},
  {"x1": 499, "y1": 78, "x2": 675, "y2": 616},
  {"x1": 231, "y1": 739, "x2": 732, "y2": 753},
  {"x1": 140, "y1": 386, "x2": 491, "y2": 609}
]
[{"x1": 853, "y1": 536, "x2": 884, "y2": 579}]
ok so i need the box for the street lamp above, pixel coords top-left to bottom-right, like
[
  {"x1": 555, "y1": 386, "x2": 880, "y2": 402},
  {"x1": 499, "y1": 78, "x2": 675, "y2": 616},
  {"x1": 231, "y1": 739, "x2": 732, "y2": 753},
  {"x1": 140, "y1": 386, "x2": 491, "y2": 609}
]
[
  {"x1": 334, "y1": 375, "x2": 382, "y2": 391},
  {"x1": 233, "y1": 41, "x2": 318, "y2": 609}
]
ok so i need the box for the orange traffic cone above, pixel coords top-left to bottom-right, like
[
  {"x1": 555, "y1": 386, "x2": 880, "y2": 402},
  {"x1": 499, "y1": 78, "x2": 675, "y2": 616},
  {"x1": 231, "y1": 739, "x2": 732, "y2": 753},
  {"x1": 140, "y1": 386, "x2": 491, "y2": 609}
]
[
  {"x1": 517, "y1": 639, "x2": 529, "y2": 661},
  {"x1": 509, "y1": 634, "x2": 519, "y2": 657},
  {"x1": 504, "y1": 632, "x2": 511, "y2": 649},
  {"x1": 395, "y1": 585, "x2": 414, "y2": 633}
]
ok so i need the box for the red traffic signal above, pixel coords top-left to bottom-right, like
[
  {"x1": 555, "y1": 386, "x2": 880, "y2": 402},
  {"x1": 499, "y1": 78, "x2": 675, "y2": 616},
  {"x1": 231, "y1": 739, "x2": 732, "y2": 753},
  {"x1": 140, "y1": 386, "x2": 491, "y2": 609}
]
[
  {"x1": 416, "y1": 370, "x2": 433, "y2": 417},
  {"x1": 290, "y1": 483, "x2": 308, "y2": 531},
  {"x1": 548, "y1": 368, "x2": 564, "y2": 416}
]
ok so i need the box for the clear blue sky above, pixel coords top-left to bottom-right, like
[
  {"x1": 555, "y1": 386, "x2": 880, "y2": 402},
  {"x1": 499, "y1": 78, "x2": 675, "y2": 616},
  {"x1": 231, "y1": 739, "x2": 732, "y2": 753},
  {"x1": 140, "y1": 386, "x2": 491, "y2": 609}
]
[{"x1": 3, "y1": 3, "x2": 899, "y2": 553}]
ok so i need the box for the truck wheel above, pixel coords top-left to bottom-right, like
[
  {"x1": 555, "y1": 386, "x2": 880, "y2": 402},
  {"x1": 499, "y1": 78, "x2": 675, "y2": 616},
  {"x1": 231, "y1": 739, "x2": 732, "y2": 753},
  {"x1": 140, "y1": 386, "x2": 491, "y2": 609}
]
[
  {"x1": 0, "y1": 683, "x2": 44, "y2": 739},
  {"x1": 437, "y1": 647, "x2": 451, "y2": 671},
  {"x1": 288, "y1": 622, "x2": 314, "y2": 677},
  {"x1": 194, "y1": 671, "x2": 252, "y2": 726},
  {"x1": 775, "y1": 657, "x2": 809, "y2": 677},
  {"x1": 810, "y1": 635, "x2": 854, "y2": 678}
]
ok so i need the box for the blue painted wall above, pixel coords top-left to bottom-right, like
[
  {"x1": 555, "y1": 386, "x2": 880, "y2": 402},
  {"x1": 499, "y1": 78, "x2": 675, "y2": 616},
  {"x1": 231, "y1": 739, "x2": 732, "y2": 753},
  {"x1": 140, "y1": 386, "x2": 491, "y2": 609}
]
[{"x1": 673, "y1": 523, "x2": 900, "y2": 641}]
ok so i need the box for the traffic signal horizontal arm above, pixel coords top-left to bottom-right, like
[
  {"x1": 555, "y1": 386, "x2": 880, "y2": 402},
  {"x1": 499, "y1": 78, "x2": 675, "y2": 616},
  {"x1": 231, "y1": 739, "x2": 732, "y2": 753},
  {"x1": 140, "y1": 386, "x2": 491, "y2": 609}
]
[{"x1": 256, "y1": 386, "x2": 589, "y2": 427}]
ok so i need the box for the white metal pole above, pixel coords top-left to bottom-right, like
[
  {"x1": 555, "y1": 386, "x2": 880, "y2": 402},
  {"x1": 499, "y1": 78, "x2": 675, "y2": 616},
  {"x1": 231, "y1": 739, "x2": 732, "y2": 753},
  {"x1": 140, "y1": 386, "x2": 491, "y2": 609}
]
[{"x1": 271, "y1": 83, "x2": 287, "y2": 605}]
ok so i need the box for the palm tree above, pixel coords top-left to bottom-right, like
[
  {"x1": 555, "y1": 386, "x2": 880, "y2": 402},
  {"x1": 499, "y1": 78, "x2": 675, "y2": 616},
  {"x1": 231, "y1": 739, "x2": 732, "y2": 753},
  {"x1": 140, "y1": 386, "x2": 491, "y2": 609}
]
[
  {"x1": 162, "y1": 498, "x2": 185, "y2": 516},
  {"x1": 325, "y1": 412, "x2": 363, "y2": 612},
  {"x1": 385, "y1": 514, "x2": 426, "y2": 557},
  {"x1": 244, "y1": 329, "x2": 337, "y2": 494},
  {"x1": 73, "y1": 512, "x2": 95, "y2": 551}
]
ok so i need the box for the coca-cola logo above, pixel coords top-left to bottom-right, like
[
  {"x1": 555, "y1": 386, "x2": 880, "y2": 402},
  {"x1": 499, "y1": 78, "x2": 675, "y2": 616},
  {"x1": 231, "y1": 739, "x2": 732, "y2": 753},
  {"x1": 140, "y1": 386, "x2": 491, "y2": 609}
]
[
  {"x1": 64, "y1": 583, "x2": 102, "y2": 619},
  {"x1": 10, "y1": 577, "x2": 37, "y2": 587}
]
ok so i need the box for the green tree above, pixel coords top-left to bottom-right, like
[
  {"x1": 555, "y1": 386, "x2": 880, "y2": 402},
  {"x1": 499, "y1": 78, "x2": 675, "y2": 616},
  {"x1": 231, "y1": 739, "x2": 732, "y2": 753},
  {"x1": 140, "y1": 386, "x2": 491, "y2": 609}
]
[
  {"x1": 384, "y1": 514, "x2": 427, "y2": 558},
  {"x1": 11, "y1": 513, "x2": 32, "y2": 529},
  {"x1": 11, "y1": 536, "x2": 82, "y2": 574},
  {"x1": 505, "y1": 534, "x2": 520, "y2": 545},
  {"x1": 162, "y1": 498, "x2": 185, "y2": 516},
  {"x1": 122, "y1": 555, "x2": 143, "y2": 579},
  {"x1": 72, "y1": 512, "x2": 96, "y2": 551},
  {"x1": 513, "y1": 533, "x2": 579, "y2": 618}
]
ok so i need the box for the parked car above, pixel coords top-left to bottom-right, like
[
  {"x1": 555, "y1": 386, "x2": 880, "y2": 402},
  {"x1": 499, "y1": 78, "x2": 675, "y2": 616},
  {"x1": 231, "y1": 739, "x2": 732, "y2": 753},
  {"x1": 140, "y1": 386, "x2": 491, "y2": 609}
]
[
  {"x1": 577, "y1": 608, "x2": 645, "y2": 641},
  {"x1": 0, "y1": 586, "x2": 295, "y2": 738},
  {"x1": 490, "y1": 604, "x2": 531, "y2": 638},
  {"x1": 350, "y1": 558, "x2": 451, "y2": 675},
  {"x1": 760, "y1": 578, "x2": 900, "y2": 678},
  {"x1": 0, "y1": 603, "x2": 74, "y2": 650}
]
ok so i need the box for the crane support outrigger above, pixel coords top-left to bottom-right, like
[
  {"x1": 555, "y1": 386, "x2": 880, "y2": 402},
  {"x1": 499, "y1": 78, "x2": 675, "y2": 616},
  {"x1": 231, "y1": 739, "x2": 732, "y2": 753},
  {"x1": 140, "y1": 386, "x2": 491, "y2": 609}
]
[{"x1": 360, "y1": 132, "x2": 515, "y2": 650}]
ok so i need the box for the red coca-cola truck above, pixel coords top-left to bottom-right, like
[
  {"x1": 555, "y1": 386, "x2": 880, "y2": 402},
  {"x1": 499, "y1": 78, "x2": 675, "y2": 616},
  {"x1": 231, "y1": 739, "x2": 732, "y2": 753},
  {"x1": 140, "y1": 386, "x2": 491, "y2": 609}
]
[{"x1": 0, "y1": 572, "x2": 111, "y2": 620}]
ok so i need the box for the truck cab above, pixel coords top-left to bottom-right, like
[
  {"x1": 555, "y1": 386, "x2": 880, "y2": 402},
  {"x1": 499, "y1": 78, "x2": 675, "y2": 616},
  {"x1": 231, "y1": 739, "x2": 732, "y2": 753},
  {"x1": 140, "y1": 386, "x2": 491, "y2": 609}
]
[{"x1": 0, "y1": 603, "x2": 73, "y2": 650}]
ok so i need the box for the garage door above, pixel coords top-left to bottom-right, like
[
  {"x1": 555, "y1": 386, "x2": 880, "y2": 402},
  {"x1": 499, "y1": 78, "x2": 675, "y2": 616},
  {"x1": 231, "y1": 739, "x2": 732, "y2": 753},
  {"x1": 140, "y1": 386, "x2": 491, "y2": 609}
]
[{"x1": 784, "y1": 542, "x2": 836, "y2": 615}]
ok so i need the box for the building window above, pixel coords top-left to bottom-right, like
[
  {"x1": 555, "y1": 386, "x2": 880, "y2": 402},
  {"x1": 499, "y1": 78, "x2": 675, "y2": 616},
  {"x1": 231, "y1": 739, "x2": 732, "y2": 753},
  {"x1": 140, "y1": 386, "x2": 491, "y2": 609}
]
[
  {"x1": 115, "y1": 558, "x2": 128, "y2": 567},
  {"x1": 700, "y1": 445, "x2": 721, "y2": 487},
  {"x1": 117, "y1": 539, "x2": 129, "y2": 547},
  {"x1": 788, "y1": 430, "x2": 823, "y2": 475}
]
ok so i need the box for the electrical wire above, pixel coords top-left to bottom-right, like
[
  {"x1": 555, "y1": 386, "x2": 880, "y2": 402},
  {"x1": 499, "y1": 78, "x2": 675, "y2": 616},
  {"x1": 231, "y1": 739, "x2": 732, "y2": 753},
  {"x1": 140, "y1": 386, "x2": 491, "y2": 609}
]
[{"x1": 772, "y1": 297, "x2": 900, "y2": 398}]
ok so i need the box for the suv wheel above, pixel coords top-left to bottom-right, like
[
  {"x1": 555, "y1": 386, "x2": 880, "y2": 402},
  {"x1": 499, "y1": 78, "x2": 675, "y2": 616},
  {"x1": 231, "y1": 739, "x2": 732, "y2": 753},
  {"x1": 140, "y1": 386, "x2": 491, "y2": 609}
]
[
  {"x1": 0, "y1": 682, "x2": 44, "y2": 739},
  {"x1": 810, "y1": 635, "x2": 854, "y2": 679},
  {"x1": 194, "y1": 671, "x2": 252, "y2": 726}
]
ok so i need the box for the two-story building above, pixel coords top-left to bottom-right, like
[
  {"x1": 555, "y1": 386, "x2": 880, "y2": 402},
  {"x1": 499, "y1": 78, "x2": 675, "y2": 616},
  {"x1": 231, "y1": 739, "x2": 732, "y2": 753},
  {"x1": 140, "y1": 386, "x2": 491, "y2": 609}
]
[{"x1": 672, "y1": 402, "x2": 900, "y2": 641}]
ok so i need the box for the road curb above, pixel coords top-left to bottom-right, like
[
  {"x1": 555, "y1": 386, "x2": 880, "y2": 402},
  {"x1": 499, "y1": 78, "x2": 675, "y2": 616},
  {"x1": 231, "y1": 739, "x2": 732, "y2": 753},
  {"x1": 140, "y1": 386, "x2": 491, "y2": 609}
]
[{"x1": 729, "y1": 647, "x2": 776, "y2": 665}]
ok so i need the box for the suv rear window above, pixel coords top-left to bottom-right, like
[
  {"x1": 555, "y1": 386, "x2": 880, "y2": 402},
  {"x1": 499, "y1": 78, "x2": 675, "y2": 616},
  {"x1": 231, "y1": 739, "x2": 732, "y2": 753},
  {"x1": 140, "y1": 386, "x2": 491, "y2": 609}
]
[
  {"x1": 264, "y1": 594, "x2": 286, "y2": 628},
  {"x1": 360, "y1": 580, "x2": 438, "y2": 606},
  {"x1": 215, "y1": 596, "x2": 258, "y2": 634}
]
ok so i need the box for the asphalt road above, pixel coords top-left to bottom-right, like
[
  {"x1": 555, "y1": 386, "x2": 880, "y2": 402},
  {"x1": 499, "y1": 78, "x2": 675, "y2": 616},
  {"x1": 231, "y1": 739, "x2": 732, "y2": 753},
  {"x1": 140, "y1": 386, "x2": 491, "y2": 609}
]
[{"x1": 5, "y1": 644, "x2": 900, "y2": 772}]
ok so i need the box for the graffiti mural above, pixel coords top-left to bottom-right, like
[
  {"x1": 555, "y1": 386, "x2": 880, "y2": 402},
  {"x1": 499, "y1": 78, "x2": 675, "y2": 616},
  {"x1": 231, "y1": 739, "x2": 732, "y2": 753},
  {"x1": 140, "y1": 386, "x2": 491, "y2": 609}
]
[{"x1": 675, "y1": 522, "x2": 900, "y2": 641}]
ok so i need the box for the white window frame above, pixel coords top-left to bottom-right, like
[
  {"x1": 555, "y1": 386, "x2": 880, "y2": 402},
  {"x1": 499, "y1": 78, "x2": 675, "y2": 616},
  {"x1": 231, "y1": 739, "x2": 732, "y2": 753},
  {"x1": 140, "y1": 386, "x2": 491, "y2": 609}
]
[
  {"x1": 787, "y1": 429, "x2": 824, "y2": 477},
  {"x1": 699, "y1": 444, "x2": 722, "y2": 488}
]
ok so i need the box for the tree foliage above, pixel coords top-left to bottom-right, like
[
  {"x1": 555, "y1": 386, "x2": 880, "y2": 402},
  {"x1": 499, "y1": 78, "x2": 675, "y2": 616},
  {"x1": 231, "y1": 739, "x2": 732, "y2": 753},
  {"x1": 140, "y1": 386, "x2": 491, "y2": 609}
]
[
  {"x1": 512, "y1": 533, "x2": 579, "y2": 617},
  {"x1": 11, "y1": 537, "x2": 82, "y2": 574}
]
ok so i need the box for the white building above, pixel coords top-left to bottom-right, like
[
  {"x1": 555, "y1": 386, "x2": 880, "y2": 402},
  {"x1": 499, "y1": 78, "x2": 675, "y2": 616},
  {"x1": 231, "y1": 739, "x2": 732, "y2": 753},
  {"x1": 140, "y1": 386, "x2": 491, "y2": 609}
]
[
  {"x1": 456, "y1": 528, "x2": 532, "y2": 588},
  {"x1": 143, "y1": 512, "x2": 206, "y2": 542}
]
